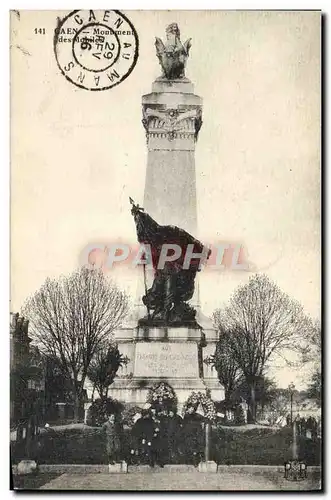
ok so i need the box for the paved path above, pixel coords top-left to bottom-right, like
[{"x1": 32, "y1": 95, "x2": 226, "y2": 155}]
[{"x1": 39, "y1": 470, "x2": 319, "y2": 491}]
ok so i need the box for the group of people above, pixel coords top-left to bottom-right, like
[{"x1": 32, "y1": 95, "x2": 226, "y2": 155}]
[
  {"x1": 130, "y1": 405, "x2": 205, "y2": 467},
  {"x1": 102, "y1": 405, "x2": 205, "y2": 467}
]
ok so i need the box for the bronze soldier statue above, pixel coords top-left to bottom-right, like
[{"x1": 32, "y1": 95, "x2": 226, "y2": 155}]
[{"x1": 130, "y1": 198, "x2": 211, "y2": 326}]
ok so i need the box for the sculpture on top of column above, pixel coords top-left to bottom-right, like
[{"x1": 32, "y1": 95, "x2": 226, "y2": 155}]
[
  {"x1": 130, "y1": 198, "x2": 211, "y2": 326},
  {"x1": 155, "y1": 23, "x2": 192, "y2": 80}
]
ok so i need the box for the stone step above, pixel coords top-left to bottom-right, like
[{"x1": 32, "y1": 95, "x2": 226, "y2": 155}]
[{"x1": 128, "y1": 464, "x2": 197, "y2": 473}]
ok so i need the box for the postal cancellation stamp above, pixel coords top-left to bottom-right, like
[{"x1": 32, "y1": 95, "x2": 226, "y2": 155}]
[{"x1": 54, "y1": 10, "x2": 139, "y2": 91}]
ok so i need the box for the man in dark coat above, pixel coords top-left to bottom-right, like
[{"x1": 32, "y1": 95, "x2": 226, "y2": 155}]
[
  {"x1": 181, "y1": 406, "x2": 204, "y2": 466},
  {"x1": 167, "y1": 410, "x2": 183, "y2": 462},
  {"x1": 153, "y1": 410, "x2": 172, "y2": 467},
  {"x1": 131, "y1": 409, "x2": 156, "y2": 467}
]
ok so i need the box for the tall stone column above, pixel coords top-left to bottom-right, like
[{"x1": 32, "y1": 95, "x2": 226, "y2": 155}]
[
  {"x1": 112, "y1": 25, "x2": 223, "y2": 407},
  {"x1": 142, "y1": 78, "x2": 202, "y2": 235}
]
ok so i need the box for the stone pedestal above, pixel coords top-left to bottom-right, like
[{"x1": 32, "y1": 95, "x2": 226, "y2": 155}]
[{"x1": 111, "y1": 325, "x2": 223, "y2": 410}]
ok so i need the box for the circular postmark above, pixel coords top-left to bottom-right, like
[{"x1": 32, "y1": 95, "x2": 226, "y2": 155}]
[{"x1": 54, "y1": 10, "x2": 139, "y2": 91}]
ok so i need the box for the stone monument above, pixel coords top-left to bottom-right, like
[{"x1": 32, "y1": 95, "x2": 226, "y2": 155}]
[{"x1": 111, "y1": 24, "x2": 223, "y2": 410}]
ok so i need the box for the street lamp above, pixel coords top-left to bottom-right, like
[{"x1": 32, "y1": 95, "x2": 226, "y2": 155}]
[{"x1": 288, "y1": 382, "x2": 295, "y2": 425}]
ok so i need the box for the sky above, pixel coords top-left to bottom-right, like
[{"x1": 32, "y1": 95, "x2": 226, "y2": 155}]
[{"x1": 10, "y1": 10, "x2": 321, "y2": 390}]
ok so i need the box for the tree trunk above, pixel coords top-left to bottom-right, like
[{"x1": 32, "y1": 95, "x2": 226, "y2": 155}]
[
  {"x1": 73, "y1": 392, "x2": 81, "y2": 421},
  {"x1": 224, "y1": 389, "x2": 230, "y2": 422},
  {"x1": 248, "y1": 383, "x2": 256, "y2": 423},
  {"x1": 99, "y1": 387, "x2": 107, "y2": 402},
  {"x1": 224, "y1": 388, "x2": 230, "y2": 403}
]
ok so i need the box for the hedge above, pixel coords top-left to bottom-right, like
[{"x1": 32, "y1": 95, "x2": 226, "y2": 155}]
[{"x1": 11, "y1": 425, "x2": 321, "y2": 466}]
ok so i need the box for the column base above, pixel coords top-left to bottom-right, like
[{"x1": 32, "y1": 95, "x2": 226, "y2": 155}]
[
  {"x1": 108, "y1": 462, "x2": 128, "y2": 473},
  {"x1": 198, "y1": 461, "x2": 218, "y2": 473},
  {"x1": 17, "y1": 460, "x2": 38, "y2": 475}
]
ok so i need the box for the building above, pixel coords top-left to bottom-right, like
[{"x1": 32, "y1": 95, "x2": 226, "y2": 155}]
[
  {"x1": 10, "y1": 312, "x2": 45, "y2": 431},
  {"x1": 10, "y1": 312, "x2": 31, "y2": 370}
]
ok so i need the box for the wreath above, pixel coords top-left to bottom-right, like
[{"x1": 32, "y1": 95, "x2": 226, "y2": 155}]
[
  {"x1": 146, "y1": 382, "x2": 178, "y2": 413},
  {"x1": 183, "y1": 391, "x2": 217, "y2": 422}
]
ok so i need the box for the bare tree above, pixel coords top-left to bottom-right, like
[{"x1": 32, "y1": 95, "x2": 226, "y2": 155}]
[
  {"x1": 213, "y1": 274, "x2": 314, "y2": 423},
  {"x1": 87, "y1": 340, "x2": 129, "y2": 401},
  {"x1": 301, "y1": 319, "x2": 321, "y2": 363},
  {"x1": 204, "y1": 332, "x2": 242, "y2": 405},
  {"x1": 306, "y1": 371, "x2": 321, "y2": 407},
  {"x1": 301, "y1": 320, "x2": 321, "y2": 407},
  {"x1": 22, "y1": 267, "x2": 129, "y2": 419}
]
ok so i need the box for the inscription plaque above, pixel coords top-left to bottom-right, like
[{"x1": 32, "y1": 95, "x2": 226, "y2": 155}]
[{"x1": 134, "y1": 342, "x2": 199, "y2": 378}]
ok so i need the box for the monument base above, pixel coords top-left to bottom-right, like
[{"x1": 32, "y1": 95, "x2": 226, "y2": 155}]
[{"x1": 111, "y1": 325, "x2": 224, "y2": 411}]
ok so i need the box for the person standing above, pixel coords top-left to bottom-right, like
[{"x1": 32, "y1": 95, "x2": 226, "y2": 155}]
[
  {"x1": 132, "y1": 409, "x2": 155, "y2": 467},
  {"x1": 102, "y1": 414, "x2": 121, "y2": 465},
  {"x1": 167, "y1": 410, "x2": 182, "y2": 463},
  {"x1": 182, "y1": 406, "x2": 204, "y2": 466},
  {"x1": 151, "y1": 409, "x2": 168, "y2": 467},
  {"x1": 129, "y1": 412, "x2": 142, "y2": 465}
]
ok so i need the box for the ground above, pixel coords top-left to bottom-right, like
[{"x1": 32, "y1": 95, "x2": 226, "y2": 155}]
[{"x1": 13, "y1": 468, "x2": 321, "y2": 491}]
